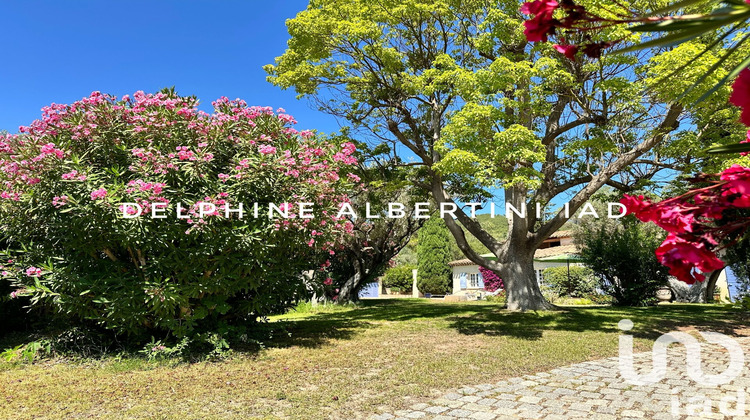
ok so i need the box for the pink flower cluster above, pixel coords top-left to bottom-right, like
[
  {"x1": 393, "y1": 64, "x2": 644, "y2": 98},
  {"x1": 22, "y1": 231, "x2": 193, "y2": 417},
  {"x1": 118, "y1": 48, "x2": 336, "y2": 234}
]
[
  {"x1": 478, "y1": 266, "x2": 504, "y2": 292},
  {"x1": 90, "y1": 188, "x2": 108, "y2": 201},
  {"x1": 0, "y1": 90, "x2": 362, "y2": 261},
  {"x1": 52, "y1": 195, "x2": 68, "y2": 208},
  {"x1": 62, "y1": 170, "x2": 87, "y2": 181},
  {"x1": 25, "y1": 266, "x2": 42, "y2": 277},
  {"x1": 520, "y1": 0, "x2": 635, "y2": 60}
]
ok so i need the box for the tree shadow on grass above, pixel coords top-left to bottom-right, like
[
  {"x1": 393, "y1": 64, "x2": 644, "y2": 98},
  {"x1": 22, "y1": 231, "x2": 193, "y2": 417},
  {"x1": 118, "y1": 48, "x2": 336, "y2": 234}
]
[
  {"x1": 446, "y1": 304, "x2": 748, "y2": 341},
  {"x1": 260, "y1": 300, "x2": 747, "y2": 350},
  {"x1": 2, "y1": 299, "x2": 744, "y2": 359},
  {"x1": 240, "y1": 318, "x2": 372, "y2": 352}
]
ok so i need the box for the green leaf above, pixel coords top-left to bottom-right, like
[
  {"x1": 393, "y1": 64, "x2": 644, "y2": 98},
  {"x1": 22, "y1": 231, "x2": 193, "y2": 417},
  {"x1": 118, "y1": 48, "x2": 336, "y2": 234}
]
[
  {"x1": 706, "y1": 143, "x2": 750, "y2": 153},
  {"x1": 644, "y1": 0, "x2": 713, "y2": 17},
  {"x1": 648, "y1": 21, "x2": 740, "y2": 95},
  {"x1": 678, "y1": 29, "x2": 750, "y2": 102},
  {"x1": 615, "y1": 24, "x2": 723, "y2": 53},
  {"x1": 630, "y1": 9, "x2": 744, "y2": 32},
  {"x1": 694, "y1": 52, "x2": 750, "y2": 103}
]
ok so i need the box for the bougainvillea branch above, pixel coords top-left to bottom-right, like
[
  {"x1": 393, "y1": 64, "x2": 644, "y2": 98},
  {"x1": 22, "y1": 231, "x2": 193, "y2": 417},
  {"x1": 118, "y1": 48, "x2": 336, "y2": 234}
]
[
  {"x1": 620, "y1": 165, "x2": 750, "y2": 283},
  {"x1": 618, "y1": 66, "x2": 750, "y2": 284}
]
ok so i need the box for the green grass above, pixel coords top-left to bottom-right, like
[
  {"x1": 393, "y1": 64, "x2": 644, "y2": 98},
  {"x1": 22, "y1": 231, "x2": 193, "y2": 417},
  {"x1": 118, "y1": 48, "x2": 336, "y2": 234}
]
[{"x1": 0, "y1": 300, "x2": 744, "y2": 419}]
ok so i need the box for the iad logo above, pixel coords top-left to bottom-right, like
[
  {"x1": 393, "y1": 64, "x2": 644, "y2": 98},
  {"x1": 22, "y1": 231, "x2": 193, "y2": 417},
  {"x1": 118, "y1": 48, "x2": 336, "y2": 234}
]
[{"x1": 617, "y1": 319, "x2": 745, "y2": 386}]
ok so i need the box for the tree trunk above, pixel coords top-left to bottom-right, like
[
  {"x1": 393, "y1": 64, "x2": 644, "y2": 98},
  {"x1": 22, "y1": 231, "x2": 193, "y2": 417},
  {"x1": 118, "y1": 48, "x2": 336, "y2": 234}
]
[
  {"x1": 500, "y1": 248, "x2": 556, "y2": 311},
  {"x1": 337, "y1": 270, "x2": 362, "y2": 304},
  {"x1": 704, "y1": 269, "x2": 722, "y2": 303}
]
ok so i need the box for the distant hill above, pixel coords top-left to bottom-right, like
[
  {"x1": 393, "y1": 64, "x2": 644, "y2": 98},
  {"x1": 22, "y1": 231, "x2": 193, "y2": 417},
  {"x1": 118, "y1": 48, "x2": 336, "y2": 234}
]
[
  {"x1": 395, "y1": 214, "x2": 508, "y2": 264},
  {"x1": 394, "y1": 214, "x2": 577, "y2": 265}
]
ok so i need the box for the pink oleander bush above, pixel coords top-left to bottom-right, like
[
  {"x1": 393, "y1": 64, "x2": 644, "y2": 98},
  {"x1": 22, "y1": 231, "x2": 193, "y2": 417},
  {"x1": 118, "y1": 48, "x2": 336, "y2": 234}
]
[{"x1": 0, "y1": 89, "x2": 357, "y2": 337}]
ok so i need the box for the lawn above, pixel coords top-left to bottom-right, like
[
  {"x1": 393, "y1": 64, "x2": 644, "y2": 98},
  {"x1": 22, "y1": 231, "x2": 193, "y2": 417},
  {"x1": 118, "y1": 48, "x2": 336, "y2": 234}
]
[{"x1": 0, "y1": 300, "x2": 745, "y2": 419}]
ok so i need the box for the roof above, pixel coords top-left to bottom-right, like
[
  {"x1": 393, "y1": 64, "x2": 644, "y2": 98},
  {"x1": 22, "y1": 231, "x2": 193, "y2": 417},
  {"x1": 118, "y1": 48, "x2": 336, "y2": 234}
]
[
  {"x1": 447, "y1": 244, "x2": 580, "y2": 267},
  {"x1": 533, "y1": 244, "x2": 579, "y2": 259},
  {"x1": 547, "y1": 230, "x2": 573, "y2": 239}
]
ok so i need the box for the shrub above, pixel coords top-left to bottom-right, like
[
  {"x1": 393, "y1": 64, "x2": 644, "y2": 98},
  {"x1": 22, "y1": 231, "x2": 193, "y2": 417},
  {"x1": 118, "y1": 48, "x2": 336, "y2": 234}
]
[
  {"x1": 478, "y1": 266, "x2": 503, "y2": 292},
  {"x1": 417, "y1": 218, "x2": 452, "y2": 294},
  {"x1": 383, "y1": 264, "x2": 415, "y2": 292},
  {"x1": 485, "y1": 290, "x2": 506, "y2": 305},
  {"x1": 575, "y1": 214, "x2": 669, "y2": 306},
  {"x1": 541, "y1": 266, "x2": 598, "y2": 298},
  {"x1": 0, "y1": 90, "x2": 357, "y2": 338},
  {"x1": 584, "y1": 293, "x2": 613, "y2": 305}
]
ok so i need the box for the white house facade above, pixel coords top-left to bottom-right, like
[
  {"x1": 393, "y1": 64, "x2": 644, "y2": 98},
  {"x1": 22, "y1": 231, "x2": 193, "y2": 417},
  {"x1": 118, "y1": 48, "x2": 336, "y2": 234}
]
[
  {"x1": 448, "y1": 231, "x2": 578, "y2": 296},
  {"x1": 447, "y1": 230, "x2": 733, "y2": 302}
]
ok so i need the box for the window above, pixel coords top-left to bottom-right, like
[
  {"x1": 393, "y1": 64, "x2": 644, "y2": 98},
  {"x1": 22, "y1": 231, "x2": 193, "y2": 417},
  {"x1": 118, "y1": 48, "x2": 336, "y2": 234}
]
[
  {"x1": 536, "y1": 269, "x2": 544, "y2": 285},
  {"x1": 469, "y1": 273, "x2": 480, "y2": 288}
]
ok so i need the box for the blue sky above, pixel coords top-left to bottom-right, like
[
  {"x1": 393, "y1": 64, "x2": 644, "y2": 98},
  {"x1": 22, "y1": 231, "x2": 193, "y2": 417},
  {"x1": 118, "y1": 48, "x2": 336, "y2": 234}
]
[{"x1": 0, "y1": 0, "x2": 344, "y2": 135}]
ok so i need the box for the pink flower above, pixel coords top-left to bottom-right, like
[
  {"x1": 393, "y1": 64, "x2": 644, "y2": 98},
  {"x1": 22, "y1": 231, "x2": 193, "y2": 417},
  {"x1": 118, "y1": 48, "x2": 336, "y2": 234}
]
[
  {"x1": 520, "y1": 0, "x2": 559, "y2": 42},
  {"x1": 90, "y1": 188, "x2": 108, "y2": 200},
  {"x1": 730, "y1": 68, "x2": 750, "y2": 125},
  {"x1": 740, "y1": 130, "x2": 750, "y2": 157},
  {"x1": 655, "y1": 234, "x2": 725, "y2": 284},
  {"x1": 553, "y1": 43, "x2": 578, "y2": 60},
  {"x1": 259, "y1": 145, "x2": 277, "y2": 155},
  {"x1": 62, "y1": 170, "x2": 86, "y2": 181},
  {"x1": 324, "y1": 277, "x2": 333, "y2": 285},
  {"x1": 719, "y1": 164, "x2": 750, "y2": 207},
  {"x1": 25, "y1": 267, "x2": 42, "y2": 277},
  {"x1": 620, "y1": 194, "x2": 652, "y2": 217},
  {"x1": 52, "y1": 195, "x2": 68, "y2": 208}
]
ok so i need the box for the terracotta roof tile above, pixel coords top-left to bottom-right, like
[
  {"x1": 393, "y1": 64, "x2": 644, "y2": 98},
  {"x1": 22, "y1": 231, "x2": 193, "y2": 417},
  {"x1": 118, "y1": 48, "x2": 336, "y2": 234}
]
[
  {"x1": 533, "y1": 244, "x2": 580, "y2": 259},
  {"x1": 548, "y1": 230, "x2": 573, "y2": 239},
  {"x1": 447, "y1": 244, "x2": 580, "y2": 267}
]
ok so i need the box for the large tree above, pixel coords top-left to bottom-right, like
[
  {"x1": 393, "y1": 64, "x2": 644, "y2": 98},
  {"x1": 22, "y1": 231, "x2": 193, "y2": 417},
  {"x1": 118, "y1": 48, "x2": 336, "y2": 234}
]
[{"x1": 266, "y1": 0, "x2": 742, "y2": 310}]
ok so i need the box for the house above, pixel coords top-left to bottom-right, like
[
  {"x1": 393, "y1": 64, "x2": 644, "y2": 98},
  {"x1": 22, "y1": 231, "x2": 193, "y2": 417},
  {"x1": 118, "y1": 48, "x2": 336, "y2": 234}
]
[
  {"x1": 448, "y1": 231, "x2": 578, "y2": 296},
  {"x1": 447, "y1": 230, "x2": 734, "y2": 302}
]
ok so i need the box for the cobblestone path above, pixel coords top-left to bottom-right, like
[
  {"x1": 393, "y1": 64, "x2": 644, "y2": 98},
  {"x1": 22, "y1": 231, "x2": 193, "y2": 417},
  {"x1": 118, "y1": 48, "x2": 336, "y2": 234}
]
[{"x1": 372, "y1": 335, "x2": 750, "y2": 419}]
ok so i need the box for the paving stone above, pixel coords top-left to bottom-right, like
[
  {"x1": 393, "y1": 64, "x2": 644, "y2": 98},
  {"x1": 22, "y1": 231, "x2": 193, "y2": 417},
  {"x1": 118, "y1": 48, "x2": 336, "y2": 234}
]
[
  {"x1": 493, "y1": 400, "x2": 519, "y2": 409},
  {"x1": 445, "y1": 408, "x2": 474, "y2": 418},
  {"x1": 425, "y1": 406, "x2": 450, "y2": 414},
  {"x1": 374, "y1": 336, "x2": 750, "y2": 420},
  {"x1": 467, "y1": 412, "x2": 496, "y2": 420}
]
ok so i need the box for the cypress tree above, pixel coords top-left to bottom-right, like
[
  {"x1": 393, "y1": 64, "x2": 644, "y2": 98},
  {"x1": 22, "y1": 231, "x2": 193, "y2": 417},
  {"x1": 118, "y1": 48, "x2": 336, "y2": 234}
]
[{"x1": 417, "y1": 217, "x2": 453, "y2": 294}]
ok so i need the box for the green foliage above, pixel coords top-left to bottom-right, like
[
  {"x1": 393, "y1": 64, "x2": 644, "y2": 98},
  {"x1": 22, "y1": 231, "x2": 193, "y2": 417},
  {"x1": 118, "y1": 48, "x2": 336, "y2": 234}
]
[
  {"x1": 1, "y1": 340, "x2": 51, "y2": 364},
  {"x1": 383, "y1": 264, "x2": 416, "y2": 292},
  {"x1": 542, "y1": 266, "x2": 598, "y2": 298},
  {"x1": 266, "y1": 0, "x2": 740, "y2": 200},
  {"x1": 575, "y1": 212, "x2": 670, "y2": 306},
  {"x1": 621, "y1": 0, "x2": 750, "y2": 105},
  {"x1": 0, "y1": 91, "x2": 356, "y2": 339},
  {"x1": 485, "y1": 290, "x2": 506, "y2": 305},
  {"x1": 416, "y1": 218, "x2": 452, "y2": 295},
  {"x1": 737, "y1": 295, "x2": 750, "y2": 311}
]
